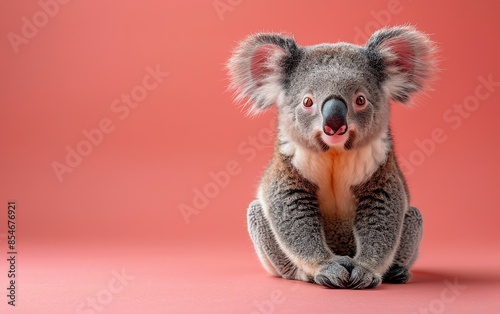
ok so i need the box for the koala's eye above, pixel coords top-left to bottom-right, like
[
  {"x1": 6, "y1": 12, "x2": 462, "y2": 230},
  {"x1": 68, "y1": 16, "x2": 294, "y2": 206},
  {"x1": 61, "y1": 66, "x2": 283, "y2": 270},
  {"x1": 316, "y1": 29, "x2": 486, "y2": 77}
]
[
  {"x1": 355, "y1": 95, "x2": 366, "y2": 106},
  {"x1": 303, "y1": 97, "x2": 314, "y2": 108}
]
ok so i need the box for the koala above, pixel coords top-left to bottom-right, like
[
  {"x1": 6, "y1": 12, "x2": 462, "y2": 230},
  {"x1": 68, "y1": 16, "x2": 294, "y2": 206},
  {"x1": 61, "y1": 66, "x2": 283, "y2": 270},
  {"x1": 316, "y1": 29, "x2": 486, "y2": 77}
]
[{"x1": 227, "y1": 26, "x2": 436, "y2": 289}]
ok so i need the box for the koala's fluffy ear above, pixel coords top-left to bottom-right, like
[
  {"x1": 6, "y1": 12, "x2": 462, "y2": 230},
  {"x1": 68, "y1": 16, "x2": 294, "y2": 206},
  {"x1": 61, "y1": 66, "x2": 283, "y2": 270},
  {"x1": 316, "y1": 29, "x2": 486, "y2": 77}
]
[
  {"x1": 366, "y1": 26, "x2": 437, "y2": 104},
  {"x1": 227, "y1": 33, "x2": 302, "y2": 114}
]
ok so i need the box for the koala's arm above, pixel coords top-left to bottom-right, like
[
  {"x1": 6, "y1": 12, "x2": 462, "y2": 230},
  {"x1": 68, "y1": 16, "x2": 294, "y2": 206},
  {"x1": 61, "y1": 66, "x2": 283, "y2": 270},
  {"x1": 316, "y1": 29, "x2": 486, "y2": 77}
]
[
  {"x1": 351, "y1": 151, "x2": 408, "y2": 274},
  {"x1": 260, "y1": 153, "x2": 335, "y2": 275}
]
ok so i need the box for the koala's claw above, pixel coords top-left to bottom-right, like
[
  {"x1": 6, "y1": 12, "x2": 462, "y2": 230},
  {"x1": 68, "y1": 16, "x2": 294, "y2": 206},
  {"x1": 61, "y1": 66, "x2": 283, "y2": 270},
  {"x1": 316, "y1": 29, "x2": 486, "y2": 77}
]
[
  {"x1": 315, "y1": 274, "x2": 345, "y2": 289},
  {"x1": 314, "y1": 257, "x2": 381, "y2": 289},
  {"x1": 314, "y1": 259, "x2": 350, "y2": 288},
  {"x1": 382, "y1": 264, "x2": 411, "y2": 284}
]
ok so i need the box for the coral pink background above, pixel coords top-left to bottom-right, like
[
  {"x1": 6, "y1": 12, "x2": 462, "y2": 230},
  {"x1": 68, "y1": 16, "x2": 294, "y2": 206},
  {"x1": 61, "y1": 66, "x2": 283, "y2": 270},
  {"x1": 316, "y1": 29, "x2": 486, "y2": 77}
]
[{"x1": 1, "y1": 0, "x2": 499, "y2": 313}]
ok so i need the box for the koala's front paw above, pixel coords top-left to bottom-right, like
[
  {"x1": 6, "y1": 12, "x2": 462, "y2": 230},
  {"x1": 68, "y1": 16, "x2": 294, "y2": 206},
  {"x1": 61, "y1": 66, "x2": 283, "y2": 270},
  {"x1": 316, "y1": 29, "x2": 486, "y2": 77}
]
[
  {"x1": 314, "y1": 258, "x2": 351, "y2": 289},
  {"x1": 314, "y1": 256, "x2": 381, "y2": 289}
]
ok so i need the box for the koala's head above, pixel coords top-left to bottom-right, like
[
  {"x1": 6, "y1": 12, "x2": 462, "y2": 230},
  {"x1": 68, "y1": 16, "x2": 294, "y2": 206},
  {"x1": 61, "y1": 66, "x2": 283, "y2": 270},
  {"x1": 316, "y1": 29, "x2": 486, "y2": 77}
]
[{"x1": 227, "y1": 26, "x2": 437, "y2": 152}]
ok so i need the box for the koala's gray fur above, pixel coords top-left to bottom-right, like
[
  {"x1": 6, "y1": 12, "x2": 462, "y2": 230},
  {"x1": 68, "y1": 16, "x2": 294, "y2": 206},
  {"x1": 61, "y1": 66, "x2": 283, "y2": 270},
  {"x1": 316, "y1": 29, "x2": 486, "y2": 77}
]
[{"x1": 227, "y1": 26, "x2": 436, "y2": 289}]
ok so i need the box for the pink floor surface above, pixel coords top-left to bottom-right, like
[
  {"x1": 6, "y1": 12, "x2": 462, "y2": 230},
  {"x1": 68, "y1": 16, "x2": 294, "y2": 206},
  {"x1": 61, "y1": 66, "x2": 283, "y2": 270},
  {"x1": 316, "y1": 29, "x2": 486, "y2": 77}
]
[{"x1": 2, "y1": 242, "x2": 498, "y2": 314}]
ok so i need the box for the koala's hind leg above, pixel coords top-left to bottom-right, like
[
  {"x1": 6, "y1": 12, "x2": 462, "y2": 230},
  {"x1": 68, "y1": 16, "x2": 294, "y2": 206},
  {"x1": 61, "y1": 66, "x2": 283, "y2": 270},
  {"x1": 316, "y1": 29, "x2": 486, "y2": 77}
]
[
  {"x1": 383, "y1": 206, "x2": 423, "y2": 283},
  {"x1": 247, "y1": 200, "x2": 311, "y2": 282}
]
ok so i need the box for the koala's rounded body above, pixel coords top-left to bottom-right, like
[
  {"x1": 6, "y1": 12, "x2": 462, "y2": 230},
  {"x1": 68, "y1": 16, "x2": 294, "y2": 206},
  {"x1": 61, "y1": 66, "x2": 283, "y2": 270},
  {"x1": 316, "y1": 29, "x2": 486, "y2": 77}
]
[{"x1": 228, "y1": 26, "x2": 436, "y2": 289}]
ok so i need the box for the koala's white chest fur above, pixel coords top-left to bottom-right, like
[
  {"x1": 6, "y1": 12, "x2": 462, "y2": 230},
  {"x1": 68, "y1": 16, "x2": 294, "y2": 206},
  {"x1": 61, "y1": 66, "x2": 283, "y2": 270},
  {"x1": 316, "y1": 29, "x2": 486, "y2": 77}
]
[{"x1": 291, "y1": 137, "x2": 389, "y2": 219}]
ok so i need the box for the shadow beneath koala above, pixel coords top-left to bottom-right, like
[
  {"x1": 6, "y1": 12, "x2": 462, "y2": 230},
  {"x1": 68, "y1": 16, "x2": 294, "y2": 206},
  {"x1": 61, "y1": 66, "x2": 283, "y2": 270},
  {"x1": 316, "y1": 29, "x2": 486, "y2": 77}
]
[{"x1": 410, "y1": 268, "x2": 500, "y2": 286}]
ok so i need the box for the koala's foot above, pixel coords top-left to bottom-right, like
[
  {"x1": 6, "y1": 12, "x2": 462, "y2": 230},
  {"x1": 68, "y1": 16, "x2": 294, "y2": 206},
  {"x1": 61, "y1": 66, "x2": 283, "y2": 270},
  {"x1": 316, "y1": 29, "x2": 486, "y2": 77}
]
[
  {"x1": 382, "y1": 264, "x2": 411, "y2": 284},
  {"x1": 314, "y1": 256, "x2": 381, "y2": 289}
]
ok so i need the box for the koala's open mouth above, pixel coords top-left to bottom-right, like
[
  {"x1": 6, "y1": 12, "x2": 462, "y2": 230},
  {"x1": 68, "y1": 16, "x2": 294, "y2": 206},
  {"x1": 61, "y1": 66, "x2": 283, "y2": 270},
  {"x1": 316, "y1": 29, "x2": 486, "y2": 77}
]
[{"x1": 317, "y1": 130, "x2": 356, "y2": 151}]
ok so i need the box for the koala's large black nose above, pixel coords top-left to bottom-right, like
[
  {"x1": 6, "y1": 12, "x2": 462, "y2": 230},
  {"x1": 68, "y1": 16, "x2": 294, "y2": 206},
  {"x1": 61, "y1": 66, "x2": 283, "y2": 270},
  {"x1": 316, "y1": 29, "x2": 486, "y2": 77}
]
[{"x1": 322, "y1": 97, "x2": 348, "y2": 136}]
